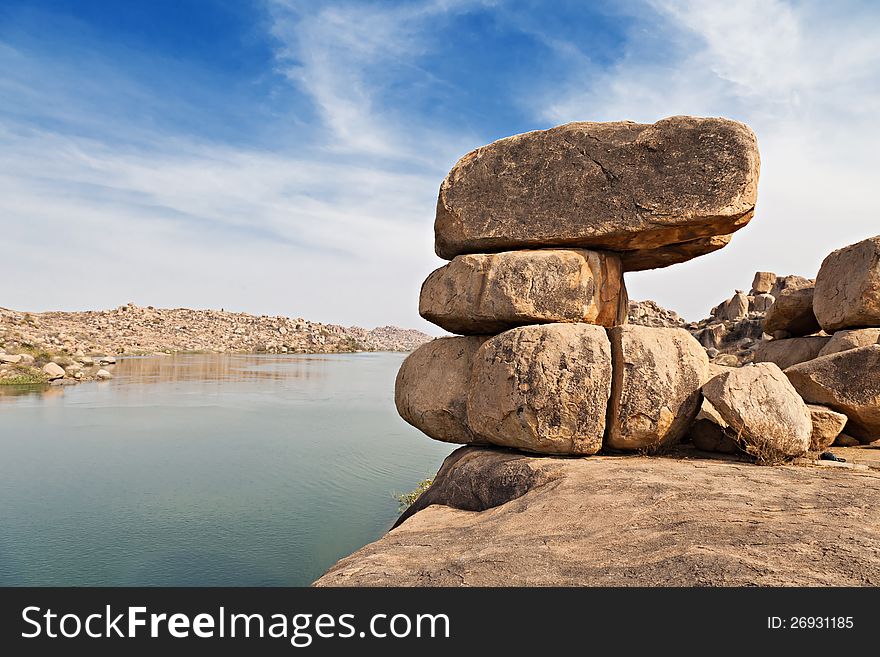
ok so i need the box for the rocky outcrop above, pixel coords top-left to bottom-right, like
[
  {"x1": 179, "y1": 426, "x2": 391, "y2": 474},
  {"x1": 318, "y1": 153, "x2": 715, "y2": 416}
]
[
  {"x1": 434, "y1": 116, "x2": 759, "y2": 269},
  {"x1": 419, "y1": 249, "x2": 626, "y2": 334},
  {"x1": 0, "y1": 305, "x2": 431, "y2": 359},
  {"x1": 752, "y1": 336, "x2": 830, "y2": 370},
  {"x1": 785, "y1": 345, "x2": 880, "y2": 443},
  {"x1": 626, "y1": 300, "x2": 686, "y2": 328},
  {"x1": 395, "y1": 337, "x2": 489, "y2": 444},
  {"x1": 605, "y1": 326, "x2": 708, "y2": 451},
  {"x1": 316, "y1": 447, "x2": 880, "y2": 586},
  {"x1": 813, "y1": 236, "x2": 880, "y2": 331},
  {"x1": 702, "y1": 363, "x2": 811, "y2": 462},
  {"x1": 806, "y1": 404, "x2": 848, "y2": 451},
  {"x1": 818, "y1": 328, "x2": 880, "y2": 356},
  {"x1": 467, "y1": 324, "x2": 612, "y2": 455}
]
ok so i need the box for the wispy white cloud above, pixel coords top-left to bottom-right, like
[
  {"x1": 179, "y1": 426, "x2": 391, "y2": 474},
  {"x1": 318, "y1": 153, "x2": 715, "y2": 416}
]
[
  {"x1": 534, "y1": 0, "x2": 880, "y2": 319},
  {"x1": 4, "y1": 0, "x2": 880, "y2": 330}
]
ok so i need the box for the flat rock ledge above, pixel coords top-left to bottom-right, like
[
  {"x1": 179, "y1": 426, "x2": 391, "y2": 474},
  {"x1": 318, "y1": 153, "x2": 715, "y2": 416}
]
[{"x1": 315, "y1": 445, "x2": 880, "y2": 586}]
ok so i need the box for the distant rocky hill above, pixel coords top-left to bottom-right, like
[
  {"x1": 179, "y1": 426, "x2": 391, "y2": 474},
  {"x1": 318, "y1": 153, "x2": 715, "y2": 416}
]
[{"x1": 0, "y1": 304, "x2": 432, "y2": 358}]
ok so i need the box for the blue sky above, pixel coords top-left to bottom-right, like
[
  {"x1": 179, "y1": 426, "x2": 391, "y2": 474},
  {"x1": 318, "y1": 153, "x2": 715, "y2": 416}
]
[{"x1": 2, "y1": 0, "x2": 880, "y2": 330}]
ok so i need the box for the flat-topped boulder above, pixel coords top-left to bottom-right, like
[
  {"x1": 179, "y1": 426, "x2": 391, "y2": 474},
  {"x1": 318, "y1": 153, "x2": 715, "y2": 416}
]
[
  {"x1": 750, "y1": 271, "x2": 776, "y2": 295},
  {"x1": 419, "y1": 249, "x2": 627, "y2": 334},
  {"x1": 395, "y1": 336, "x2": 489, "y2": 444},
  {"x1": 752, "y1": 336, "x2": 830, "y2": 370},
  {"x1": 606, "y1": 325, "x2": 708, "y2": 451},
  {"x1": 702, "y1": 363, "x2": 811, "y2": 462},
  {"x1": 467, "y1": 323, "x2": 612, "y2": 455},
  {"x1": 434, "y1": 116, "x2": 760, "y2": 270},
  {"x1": 785, "y1": 345, "x2": 880, "y2": 443},
  {"x1": 814, "y1": 235, "x2": 880, "y2": 331}
]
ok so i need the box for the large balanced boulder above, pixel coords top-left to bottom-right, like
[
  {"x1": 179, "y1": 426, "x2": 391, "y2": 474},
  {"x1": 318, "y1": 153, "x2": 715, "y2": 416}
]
[
  {"x1": 605, "y1": 326, "x2": 709, "y2": 451},
  {"x1": 467, "y1": 324, "x2": 612, "y2": 455},
  {"x1": 762, "y1": 283, "x2": 819, "y2": 337},
  {"x1": 434, "y1": 116, "x2": 760, "y2": 270},
  {"x1": 785, "y1": 345, "x2": 880, "y2": 443},
  {"x1": 806, "y1": 404, "x2": 848, "y2": 451},
  {"x1": 818, "y1": 328, "x2": 880, "y2": 357},
  {"x1": 751, "y1": 336, "x2": 830, "y2": 370},
  {"x1": 395, "y1": 336, "x2": 488, "y2": 444},
  {"x1": 813, "y1": 236, "x2": 880, "y2": 332},
  {"x1": 419, "y1": 249, "x2": 626, "y2": 334},
  {"x1": 702, "y1": 363, "x2": 811, "y2": 461}
]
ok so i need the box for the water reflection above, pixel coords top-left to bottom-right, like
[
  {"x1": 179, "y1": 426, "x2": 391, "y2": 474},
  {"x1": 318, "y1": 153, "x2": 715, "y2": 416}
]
[
  {"x1": 0, "y1": 353, "x2": 335, "y2": 402},
  {"x1": 114, "y1": 354, "x2": 331, "y2": 384}
]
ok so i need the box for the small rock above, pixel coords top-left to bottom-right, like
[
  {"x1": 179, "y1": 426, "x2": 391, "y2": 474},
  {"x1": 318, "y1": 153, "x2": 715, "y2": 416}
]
[
  {"x1": 0, "y1": 354, "x2": 22, "y2": 364},
  {"x1": 806, "y1": 404, "x2": 848, "y2": 451},
  {"x1": 42, "y1": 362, "x2": 65, "y2": 380},
  {"x1": 95, "y1": 369, "x2": 113, "y2": 380}
]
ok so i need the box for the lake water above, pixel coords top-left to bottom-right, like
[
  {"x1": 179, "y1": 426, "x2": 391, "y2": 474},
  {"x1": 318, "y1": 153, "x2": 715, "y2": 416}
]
[{"x1": 0, "y1": 353, "x2": 453, "y2": 586}]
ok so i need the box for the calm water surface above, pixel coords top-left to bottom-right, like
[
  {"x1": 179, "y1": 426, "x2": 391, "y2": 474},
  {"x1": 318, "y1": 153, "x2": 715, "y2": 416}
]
[{"x1": 0, "y1": 353, "x2": 453, "y2": 586}]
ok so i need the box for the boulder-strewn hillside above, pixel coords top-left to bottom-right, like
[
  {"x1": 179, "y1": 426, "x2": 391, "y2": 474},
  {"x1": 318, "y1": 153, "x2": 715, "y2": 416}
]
[{"x1": 0, "y1": 304, "x2": 432, "y2": 357}]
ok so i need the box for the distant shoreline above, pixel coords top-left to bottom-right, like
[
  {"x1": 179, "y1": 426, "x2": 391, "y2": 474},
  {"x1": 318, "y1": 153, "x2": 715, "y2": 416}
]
[{"x1": 0, "y1": 304, "x2": 433, "y2": 387}]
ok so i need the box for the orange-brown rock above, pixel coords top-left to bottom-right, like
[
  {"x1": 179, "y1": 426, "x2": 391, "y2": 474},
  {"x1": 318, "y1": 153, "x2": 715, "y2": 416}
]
[
  {"x1": 419, "y1": 249, "x2": 626, "y2": 334},
  {"x1": 435, "y1": 116, "x2": 760, "y2": 271}
]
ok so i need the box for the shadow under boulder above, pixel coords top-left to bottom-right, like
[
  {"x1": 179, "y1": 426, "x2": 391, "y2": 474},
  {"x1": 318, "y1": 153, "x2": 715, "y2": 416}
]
[{"x1": 394, "y1": 445, "x2": 557, "y2": 528}]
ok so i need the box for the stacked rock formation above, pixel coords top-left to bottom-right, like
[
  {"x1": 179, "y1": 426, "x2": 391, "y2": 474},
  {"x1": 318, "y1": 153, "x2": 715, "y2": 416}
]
[{"x1": 397, "y1": 116, "x2": 762, "y2": 457}]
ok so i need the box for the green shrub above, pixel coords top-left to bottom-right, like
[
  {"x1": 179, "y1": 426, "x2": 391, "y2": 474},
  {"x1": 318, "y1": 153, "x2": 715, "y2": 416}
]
[{"x1": 396, "y1": 478, "x2": 433, "y2": 513}]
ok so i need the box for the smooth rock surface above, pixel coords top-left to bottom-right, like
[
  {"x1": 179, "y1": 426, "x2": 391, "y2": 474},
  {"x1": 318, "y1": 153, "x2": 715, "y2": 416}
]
[
  {"x1": 419, "y1": 249, "x2": 626, "y2": 334},
  {"x1": 395, "y1": 336, "x2": 489, "y2": 444},
  {"x1": 806, "y1": 404, "x2": 848, "y2": 451},
  {"x1": 814, "y1": 235, "x2": 880, "y2": 331},
  {"x1": 762, "y1": 284, "x2": 819, "y2": 337},
  {"x1": 703, "y1": 363, "x2": 811, "y2": 461},
  {"x1": 818, "y1": 328, "x2": 880, "y2": 356},
  {"x1": 785, "y1": 345, "x2": 880, "y2": 443},
  {"x1": 606, "y1": 326, "x2": 709, "y2": 451},
  {"x1": 751, "y1": 336, "x2": 830, "y2": 370},
  {"x1": 467, "y1": 324, "x2": 611, "y2": 455},
  {"x1": 435, "y1": 116, "x2": 760, "y2": 270},
  {"x1": 316, "y1": 446, "x2": 880, "y2": 586}
]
